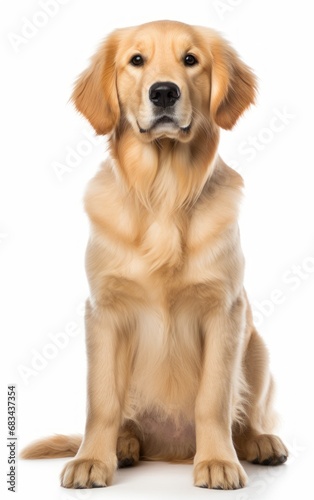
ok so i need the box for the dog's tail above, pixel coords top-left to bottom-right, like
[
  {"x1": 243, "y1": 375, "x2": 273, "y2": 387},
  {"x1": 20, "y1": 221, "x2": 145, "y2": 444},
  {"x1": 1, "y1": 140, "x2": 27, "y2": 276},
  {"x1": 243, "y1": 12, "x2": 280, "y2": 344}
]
[{"x1": 20, "y1": 435, "x2": 82, "y2": 459}]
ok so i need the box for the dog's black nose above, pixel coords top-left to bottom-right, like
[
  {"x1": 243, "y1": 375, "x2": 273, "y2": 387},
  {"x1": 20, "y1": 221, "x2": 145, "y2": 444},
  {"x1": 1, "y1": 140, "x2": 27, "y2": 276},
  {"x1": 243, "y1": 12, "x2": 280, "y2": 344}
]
[{"x1": 149, "y1": 82, "x2": 180, "y2": 108}]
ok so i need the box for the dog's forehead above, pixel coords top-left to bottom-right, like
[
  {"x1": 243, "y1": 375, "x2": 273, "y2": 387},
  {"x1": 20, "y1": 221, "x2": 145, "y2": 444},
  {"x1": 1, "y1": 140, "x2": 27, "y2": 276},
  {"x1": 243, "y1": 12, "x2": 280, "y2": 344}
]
[{"x1": 116, "y1": 21, "x2": 202, "y2": 57}]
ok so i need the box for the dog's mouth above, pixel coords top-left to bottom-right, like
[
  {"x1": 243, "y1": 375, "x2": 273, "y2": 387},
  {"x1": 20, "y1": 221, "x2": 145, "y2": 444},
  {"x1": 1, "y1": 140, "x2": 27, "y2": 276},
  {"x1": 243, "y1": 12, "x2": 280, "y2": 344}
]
[{"x1": 138, "y1": 115, "x2": 192, "y2": 135}]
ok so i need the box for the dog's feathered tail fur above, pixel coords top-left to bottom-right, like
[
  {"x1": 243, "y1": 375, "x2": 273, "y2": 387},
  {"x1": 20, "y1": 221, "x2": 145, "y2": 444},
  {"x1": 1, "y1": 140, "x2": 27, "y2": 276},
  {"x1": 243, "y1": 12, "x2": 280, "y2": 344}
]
[{"x1": 20, "y1": 435, "x2": 81, "y2": 459}]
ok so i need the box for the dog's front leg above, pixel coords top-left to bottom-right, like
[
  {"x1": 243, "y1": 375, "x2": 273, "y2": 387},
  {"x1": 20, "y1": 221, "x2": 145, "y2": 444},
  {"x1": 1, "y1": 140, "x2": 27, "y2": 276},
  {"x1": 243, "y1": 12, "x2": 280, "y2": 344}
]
[
  {"x1": 194, "y1": 297, "x2": 248, "y2": 490},
  {"x1": 61, "y1": 300, "x2": 129, "y2": 488}
]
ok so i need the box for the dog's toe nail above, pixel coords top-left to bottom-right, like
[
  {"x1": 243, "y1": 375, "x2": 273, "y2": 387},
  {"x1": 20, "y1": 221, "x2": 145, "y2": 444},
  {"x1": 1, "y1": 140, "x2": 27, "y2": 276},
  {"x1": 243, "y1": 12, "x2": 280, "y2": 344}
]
[
  {"x1": 277, "y1": 455, "x2": 287, "y2": 464},
  {"x1": 118, "y1": 458, "x2": 134, "y2": 468},
  {"x1": 261, "y1": 458, "x2": 272, "y2": 466},
  {"x1": 92, "y1": 483, "x2": 105, "y2": 488}
]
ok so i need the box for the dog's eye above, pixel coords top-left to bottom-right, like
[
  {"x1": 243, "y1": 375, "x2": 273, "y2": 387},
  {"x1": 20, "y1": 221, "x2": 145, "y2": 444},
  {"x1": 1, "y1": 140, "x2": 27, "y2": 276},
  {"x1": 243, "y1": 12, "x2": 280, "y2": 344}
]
[
  {"x1": 184, "y1": 54, "x2": 198, "y2": 66},
  {"x1": 130, "y1": 55, "x2": 144, "y2": 66}
]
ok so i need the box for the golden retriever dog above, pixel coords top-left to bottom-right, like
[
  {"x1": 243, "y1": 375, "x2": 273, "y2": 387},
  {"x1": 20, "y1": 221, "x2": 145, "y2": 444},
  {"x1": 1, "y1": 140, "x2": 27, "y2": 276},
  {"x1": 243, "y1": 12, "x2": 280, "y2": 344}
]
[{"x1": 21, "y1": 20, "x2": 288, "y2": 490}]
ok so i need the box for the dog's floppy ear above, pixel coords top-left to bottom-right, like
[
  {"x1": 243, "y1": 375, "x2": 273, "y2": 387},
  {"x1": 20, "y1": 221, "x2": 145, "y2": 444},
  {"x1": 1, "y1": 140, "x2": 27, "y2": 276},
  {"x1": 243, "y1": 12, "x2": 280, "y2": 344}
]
[
  {"x1": 71, "y1": 31, "x2": 121, "y2": 135},
  {"x1": 209, "y1": 35, "x2": 257, "y2": 130}
]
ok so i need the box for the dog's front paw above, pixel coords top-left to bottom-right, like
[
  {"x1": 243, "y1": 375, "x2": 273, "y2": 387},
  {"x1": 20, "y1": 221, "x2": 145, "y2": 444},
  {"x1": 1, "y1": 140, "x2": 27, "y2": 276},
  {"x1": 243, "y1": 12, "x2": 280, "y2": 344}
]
[
  {"x1": 194, "y1": 459, "x2": 247, "y2": 490},
  {"x1": 60, "y1": 457, "x2": 117, "y2": 489}
]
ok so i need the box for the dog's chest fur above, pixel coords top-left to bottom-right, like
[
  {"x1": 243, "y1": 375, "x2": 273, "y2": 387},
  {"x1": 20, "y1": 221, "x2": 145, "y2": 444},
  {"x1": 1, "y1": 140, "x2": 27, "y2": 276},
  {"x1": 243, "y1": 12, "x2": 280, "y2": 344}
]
[{"x1": 85, "y1": 158, "x2": 242, "y2": 283}]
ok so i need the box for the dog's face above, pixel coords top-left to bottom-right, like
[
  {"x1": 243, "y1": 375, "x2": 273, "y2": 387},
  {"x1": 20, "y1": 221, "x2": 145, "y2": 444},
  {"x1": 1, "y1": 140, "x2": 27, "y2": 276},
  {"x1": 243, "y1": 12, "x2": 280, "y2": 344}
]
[
  {"x1": 115, "y1": 22, "x2": 210, "y2": 142},
  {"x1": 72, "y1": 21, "x2": 256, "y2": 142}
]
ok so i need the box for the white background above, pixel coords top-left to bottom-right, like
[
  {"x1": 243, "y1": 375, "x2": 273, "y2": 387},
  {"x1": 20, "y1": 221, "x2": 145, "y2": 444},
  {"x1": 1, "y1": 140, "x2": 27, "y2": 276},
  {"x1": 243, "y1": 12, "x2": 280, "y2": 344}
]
[{"x1": 1, "y1": 0, "x2": 313, "y2": 499}]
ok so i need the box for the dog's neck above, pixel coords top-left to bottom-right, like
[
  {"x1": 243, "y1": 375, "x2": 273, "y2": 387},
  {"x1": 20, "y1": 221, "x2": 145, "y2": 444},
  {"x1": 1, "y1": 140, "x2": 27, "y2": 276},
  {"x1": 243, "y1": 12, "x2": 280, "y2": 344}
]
[{"x1": 110, "y1": 123, "x2": 220, "y2": 214}]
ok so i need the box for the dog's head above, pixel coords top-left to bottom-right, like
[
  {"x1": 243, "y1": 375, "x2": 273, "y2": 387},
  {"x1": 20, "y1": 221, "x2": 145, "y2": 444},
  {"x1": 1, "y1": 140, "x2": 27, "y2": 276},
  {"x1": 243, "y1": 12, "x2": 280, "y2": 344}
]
[{"x1": 72, "y1": 21, "x2": 256, "y2": 142}]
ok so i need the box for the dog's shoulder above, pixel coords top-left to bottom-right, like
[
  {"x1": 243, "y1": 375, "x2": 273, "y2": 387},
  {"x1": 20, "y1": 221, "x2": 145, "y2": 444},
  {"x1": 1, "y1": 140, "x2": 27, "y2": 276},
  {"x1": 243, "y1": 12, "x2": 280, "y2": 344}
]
[{"x1": 186, "y1": 157, "x2": 243, "y2": 251}]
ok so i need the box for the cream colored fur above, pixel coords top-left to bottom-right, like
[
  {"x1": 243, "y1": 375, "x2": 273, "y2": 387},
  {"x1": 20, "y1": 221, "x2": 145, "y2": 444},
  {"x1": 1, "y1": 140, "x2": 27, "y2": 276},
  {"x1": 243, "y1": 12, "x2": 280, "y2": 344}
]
[{"x1": 21, "y1": 20, "x2": 288, "y2": 490}]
